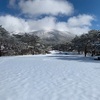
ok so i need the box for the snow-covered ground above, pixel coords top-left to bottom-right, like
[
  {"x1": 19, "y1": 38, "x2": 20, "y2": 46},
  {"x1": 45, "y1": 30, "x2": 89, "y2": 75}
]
[{"x1": 0, "y1": 52, "x2": 100, "y2": 100}]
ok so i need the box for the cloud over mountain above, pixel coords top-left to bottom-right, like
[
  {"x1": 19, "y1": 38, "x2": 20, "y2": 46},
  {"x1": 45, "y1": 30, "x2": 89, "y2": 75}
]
[
  {"x1": 0, "y1": 14, "x2": 94, "y2": 35},
  {"x1": 19, "y1": 0, "x2": 74, "y2": 16},
  {"x1": 0, "y1": 15, "x2": 30, "y2": 33},
  {"x1": 0, "y1": 0, "x2": 95, "y2": 35}
]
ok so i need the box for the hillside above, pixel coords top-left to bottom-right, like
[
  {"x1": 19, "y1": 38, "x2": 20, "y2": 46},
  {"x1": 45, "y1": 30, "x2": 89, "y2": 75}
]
[
  {"x1": 0, "y1": 26, "x2": 44, "y2": 56},
  {"x1": 31, "y1": 29, "x2": 75, "y2": 44}
]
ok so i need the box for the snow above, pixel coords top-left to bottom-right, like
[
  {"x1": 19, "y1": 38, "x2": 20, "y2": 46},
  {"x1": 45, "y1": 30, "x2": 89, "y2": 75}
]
[{"x1": 0, "y1": 52, "x2": 100, "y2": 100}]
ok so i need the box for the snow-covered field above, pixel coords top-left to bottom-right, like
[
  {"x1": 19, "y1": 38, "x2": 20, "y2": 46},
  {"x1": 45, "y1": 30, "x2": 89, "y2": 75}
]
[{"x1": 0, "y1": 52, "x2": 100, "y2": 100}]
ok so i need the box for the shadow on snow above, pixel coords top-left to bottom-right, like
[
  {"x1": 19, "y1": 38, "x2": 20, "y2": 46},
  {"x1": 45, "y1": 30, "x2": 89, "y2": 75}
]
[{"x1": 47, "y1": 53, "x2": 100, "y2": 63}]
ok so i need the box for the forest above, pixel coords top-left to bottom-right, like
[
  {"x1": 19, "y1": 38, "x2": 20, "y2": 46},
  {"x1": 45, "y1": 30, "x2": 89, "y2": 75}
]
[{"x1": 0, "y1": 25, "x2": 100, "y2": 56}]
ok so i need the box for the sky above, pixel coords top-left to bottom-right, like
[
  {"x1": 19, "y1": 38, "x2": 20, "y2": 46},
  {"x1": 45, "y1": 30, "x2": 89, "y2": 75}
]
[{"x1": 0, "y1": 0, "x2": 100, "y2": 35}]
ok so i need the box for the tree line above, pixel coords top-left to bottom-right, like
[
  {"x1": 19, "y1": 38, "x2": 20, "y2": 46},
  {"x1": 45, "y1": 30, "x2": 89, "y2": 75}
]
[
  {"x1": 0, "y1": 25, "x2": 100, "y2": 57},
  {"x1": 0, "y1": 26, "x2": 50, "y2": 56},
  {"x1": 52, "y1": 30, "x2": 100, "y2": 56}
]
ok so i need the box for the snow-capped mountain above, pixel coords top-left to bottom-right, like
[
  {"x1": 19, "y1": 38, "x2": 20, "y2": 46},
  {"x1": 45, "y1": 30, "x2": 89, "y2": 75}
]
[{"x1": 30, "y1": 29, "x2": 75, "y2": 44}]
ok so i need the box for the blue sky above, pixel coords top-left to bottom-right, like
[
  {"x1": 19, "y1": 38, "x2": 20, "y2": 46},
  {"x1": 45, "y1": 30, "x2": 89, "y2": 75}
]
[
  {"x1": 0, "y1": 0, "x2": 100, "y2": 35},
  {"x1": 69, "y1": 0, "x2": 100, "y2": 29}
]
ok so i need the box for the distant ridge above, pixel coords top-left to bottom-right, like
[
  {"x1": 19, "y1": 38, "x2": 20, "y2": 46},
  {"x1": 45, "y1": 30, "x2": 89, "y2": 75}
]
[{"x1": 30, "y1": 29, "x2": 75, "y2": 44}]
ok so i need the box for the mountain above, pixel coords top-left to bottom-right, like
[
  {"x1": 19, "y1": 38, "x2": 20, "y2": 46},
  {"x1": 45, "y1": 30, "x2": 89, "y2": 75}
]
[{"x1": 30, "y1": 29, "x2": 75, "y2": 45}]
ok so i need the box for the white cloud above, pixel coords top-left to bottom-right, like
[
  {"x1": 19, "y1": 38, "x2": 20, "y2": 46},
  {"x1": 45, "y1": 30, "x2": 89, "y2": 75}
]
[
  {"x1": 66, "y1": 14, "x2": 94, "y2": 35},
  {"x1": 67, "y1": 26, "x2": 90, "y2": 35},
  {"x1": 6, "y1": 0, "x2": 95, "y2": 35},
  {"x1": 0, "y1": 15, "x2": 30, "y2": 33},
  {"x1": 55, "y1": 22, "x2": 68, "y2": 31},
  {"x1": 28, "y1": 16, "x2": 56, "y2": 30},
  {"x1": 19, "y1": 0, "x2": 74, "y2": 16},
  {"x1": 0, "y1": 15, "x2": 56, "y2": 33},
  {"x1": 0, "y1": 14, "x2": 94, "y2": 35},
  {"x1": 54, "y1": 21, "x2": 91, "y2": 35},
  {"x1": 67, "y1": 14, "x2": 94, "y2": 27}
]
